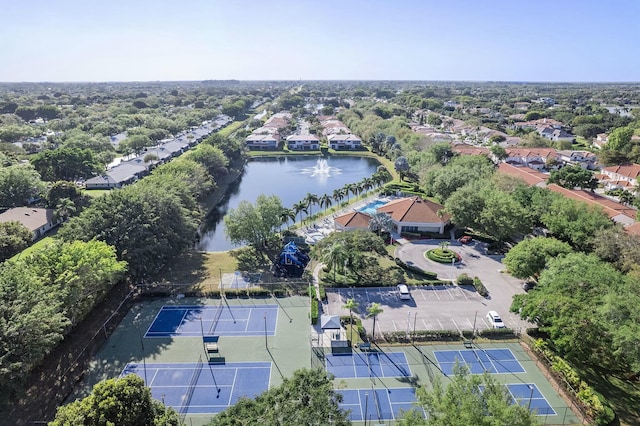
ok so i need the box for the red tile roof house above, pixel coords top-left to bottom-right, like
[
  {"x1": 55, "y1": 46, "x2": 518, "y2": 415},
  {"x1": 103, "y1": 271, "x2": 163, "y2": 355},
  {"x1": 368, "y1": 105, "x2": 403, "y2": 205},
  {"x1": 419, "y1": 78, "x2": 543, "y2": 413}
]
[
  {"x1": 333, "y1": 211, "x2": 373, "y2": 231},
  {"x1": 376, "y1": 196, "x2": 450, "y2": 235},
  {"x1": 0, "y1": 207, "x2": 62, "y2": 241},
  {"x1": 600, "y1": 164, "x2": 640, "y2": 192}
]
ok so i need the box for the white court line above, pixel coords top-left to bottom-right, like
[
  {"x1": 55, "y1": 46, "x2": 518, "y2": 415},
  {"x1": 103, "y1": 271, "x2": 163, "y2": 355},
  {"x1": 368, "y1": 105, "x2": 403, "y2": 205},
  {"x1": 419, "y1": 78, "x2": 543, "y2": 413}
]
[
  {"x1": 228, "y1": 368, "x2": 238, "y2": 404},
  {"x1": 357, "y1": 390, "x2": 364, "y2": 421},
  {"x1": 365, "y1": 289, "x2": 370, "y2": 303}
]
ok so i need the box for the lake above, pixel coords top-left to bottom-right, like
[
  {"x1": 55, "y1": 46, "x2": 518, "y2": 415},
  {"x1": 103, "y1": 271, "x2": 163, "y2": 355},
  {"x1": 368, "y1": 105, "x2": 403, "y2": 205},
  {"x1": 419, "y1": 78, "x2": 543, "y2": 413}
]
[{"x1": 197, "y1": 155, "x2": 380, "y2": 251}]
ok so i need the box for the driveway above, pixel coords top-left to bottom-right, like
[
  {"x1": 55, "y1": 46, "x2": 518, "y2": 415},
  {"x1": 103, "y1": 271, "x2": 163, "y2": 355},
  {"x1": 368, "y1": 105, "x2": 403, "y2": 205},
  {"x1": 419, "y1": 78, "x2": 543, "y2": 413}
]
[{"x1": 323, "y1": 239, "x2": 527, "y2": 337}]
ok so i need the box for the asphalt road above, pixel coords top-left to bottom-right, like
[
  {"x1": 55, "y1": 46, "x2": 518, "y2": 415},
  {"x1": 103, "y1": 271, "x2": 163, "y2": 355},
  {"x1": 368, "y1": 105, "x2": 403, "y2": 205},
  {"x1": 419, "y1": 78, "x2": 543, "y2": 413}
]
[{"x1": 323, "y1": 239, "x2": 527, "y2": 336}]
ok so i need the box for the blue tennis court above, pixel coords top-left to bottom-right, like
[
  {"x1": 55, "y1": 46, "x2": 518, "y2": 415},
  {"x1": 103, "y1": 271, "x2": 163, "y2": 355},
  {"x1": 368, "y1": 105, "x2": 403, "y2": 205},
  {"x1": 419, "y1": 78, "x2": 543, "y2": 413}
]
[
  {"x1": 145, "y1": 305, "x2": 278, "y2": 337},
  {"x1": 508, "y1": 383, "x2": 556, "y2": 415},
  {"x1": 338, "y1": 387, "x2": 424, "y2": 421},
  {"x1": 326, "y1": 351, "x2": 411, "y2": 378},
  {"x1": 121, "y1": 361, "x2": 271, "y2": 415},
  {"x1": 434, "y1": 348, "x2": 525, "y2": 375}
]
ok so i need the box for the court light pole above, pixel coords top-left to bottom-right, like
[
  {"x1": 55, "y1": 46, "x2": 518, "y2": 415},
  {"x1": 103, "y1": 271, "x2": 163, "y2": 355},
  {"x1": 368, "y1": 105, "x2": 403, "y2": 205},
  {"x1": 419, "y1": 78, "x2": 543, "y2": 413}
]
[
  {"x1": 364, "y1": 392, "x2": 369, "y2": 426},
  {"x1": 134, "y1": 312, "x2": 148, "y2": 385}
]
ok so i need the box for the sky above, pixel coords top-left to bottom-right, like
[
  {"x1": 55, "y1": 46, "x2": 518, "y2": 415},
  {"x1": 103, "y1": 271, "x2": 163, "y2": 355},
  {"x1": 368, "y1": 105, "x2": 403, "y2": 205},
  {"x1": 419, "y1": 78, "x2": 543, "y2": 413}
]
[{"x1": 2, "y1": 0, "x2": 639, "y2": 82}]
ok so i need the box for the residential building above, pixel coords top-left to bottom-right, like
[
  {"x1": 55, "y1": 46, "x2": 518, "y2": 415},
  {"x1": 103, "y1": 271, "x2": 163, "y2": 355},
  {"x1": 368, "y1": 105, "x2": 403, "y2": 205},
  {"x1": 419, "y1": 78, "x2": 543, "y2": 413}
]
[
  {"x1": 600, "y1": 164, "x2": 640, "y2": 192},
  {"x1": 245, "y1": 134, "x2": 278, "y2": 149},
  {"x1": 376, "y1": 196, "x2": 450, "y2": 235},
  {"x1": 286, "y1": 134, "x2": 320, "y2": 151},
  {"x1": 0, "y1": 207, "x2": 61, "y2": 240},
  {"x1": 327, "y1": 134, "x2": 362, "y2": 150}
]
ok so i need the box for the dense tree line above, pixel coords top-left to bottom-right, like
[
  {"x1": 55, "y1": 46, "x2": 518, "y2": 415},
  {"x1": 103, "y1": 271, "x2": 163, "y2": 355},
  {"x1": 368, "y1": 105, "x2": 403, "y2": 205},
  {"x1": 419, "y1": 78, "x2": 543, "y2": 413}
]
[{"x1": 0, "y1": 240, "x2": 126, "y2": 402}]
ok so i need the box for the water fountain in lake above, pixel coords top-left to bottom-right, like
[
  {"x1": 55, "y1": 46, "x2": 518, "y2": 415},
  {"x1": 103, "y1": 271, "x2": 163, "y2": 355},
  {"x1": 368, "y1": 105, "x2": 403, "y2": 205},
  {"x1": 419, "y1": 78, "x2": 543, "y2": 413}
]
[{"x1": 301, "y1": 158, "x2": 341, "y2": 177}]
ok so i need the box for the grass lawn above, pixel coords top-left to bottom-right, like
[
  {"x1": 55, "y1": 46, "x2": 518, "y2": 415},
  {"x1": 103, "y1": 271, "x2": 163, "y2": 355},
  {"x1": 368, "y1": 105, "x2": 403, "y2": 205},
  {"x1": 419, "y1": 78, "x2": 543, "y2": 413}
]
[
  {"x1": 153, "y1": 249, "x2": 239, "y2": 292},
  {"x1": 9, "y1": 228, "x2": 61, "y2": 262},
  {"x1": 577, "y1": 367, "x2": 640, "y2": 426},
  {"x1": 217, "y1": 120, "x2": 245, "y2": 138},
  {"x1": 83, "y1": 189, "x2": 112, "y2": 198}
]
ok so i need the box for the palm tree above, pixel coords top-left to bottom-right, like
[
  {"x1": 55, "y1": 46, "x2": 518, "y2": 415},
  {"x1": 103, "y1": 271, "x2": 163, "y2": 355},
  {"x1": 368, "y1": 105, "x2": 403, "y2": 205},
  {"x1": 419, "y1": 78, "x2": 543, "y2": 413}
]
[
  {"x1": 366, "y1": 302, "x2": 384, "y2": 343},
  {"x1": 369, "y1": 212, "x2": 394, "y2": 237},
  {"x1": 319, "y1": 194, "x2": 333, "y2": 213},
  {"x1": 342, "y1": 298, "x2": 359, "y2": 341},
  {"x1": 333, "y1": 188, "x2": 345, "y2": 206},
  {"x1": 54, "y1": 198, "x2": 76, "y2": 222},
  {"x1": 343, "y1": 183, "x2": 356, "y2": 204},
  {"x1": 280, "y1": 207, "x2": 296, "y2": 230},
  {"x1": 362, "y1": 177, "x2": 374, "y2": 194},
  {"x1": 304, "y1": 193, "x2": 319, "y2": 219},
  {"x1": 292, "y1": 201, "x2": 307, "y2": 225},
  {"x1": 321, "y1": 242, "x2": 347, "y2": 284}
]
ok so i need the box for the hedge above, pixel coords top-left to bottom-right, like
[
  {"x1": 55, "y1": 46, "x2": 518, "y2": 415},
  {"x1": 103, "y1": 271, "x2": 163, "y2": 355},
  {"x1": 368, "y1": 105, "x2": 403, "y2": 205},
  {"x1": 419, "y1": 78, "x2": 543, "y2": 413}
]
[
  {"x1": 532, "y1": 339, "x2": 614, "y2": 425},
  {"x1": 310, "y1": 298, "x2": 319, "y2": 325},
  {"x1": 473, "y1": 277, "x2": 489, "y2": 297},
  {"x1": 395, "y1": 258, "x2": 438, "y2": 279},
  {"x1": 426, "y1": 248, "x2": 459, "y2": 263}
]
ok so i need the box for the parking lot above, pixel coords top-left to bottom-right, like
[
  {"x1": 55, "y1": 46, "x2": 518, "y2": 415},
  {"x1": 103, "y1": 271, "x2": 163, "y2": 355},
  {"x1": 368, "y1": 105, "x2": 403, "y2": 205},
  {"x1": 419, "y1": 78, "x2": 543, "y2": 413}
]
[{"x1": 324, "y1": 285, "x2": 524, "y2": 335}]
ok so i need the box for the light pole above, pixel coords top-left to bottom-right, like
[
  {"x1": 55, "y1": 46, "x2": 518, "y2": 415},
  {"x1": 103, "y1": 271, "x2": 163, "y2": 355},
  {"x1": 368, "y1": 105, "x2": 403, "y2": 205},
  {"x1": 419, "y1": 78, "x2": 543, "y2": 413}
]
[
  {"x1": 134, "y1": 312, "x2": 148, "y2": 385},
  {"x1": 364, "y1": 392, "x2": 369, "y2": 426},
  {"x1": 527, "y1": 385, "x2": 534, "y2": 411}
]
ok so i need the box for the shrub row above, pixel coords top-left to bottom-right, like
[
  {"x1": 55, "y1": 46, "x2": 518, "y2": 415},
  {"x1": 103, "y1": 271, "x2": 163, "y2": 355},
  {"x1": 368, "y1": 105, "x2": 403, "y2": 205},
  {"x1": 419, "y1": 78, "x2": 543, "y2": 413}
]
[
  {"x1": 473, "y1": 277, "x2": 489, "y2": 297},
  {"x1": 533, "y1": 339, "x2": 614, "y2": 425},
  {"x1": 477, "y1": 328, "x2": 516, "y2": 338},
  {"x1": 394, "y1": 258, "x2": 438, "y2": 279},
  {"x1": 456, "y1": 273, "x2": 488, "y2": 297},
  {"x1": 310, "y1": 298, "x2": 319, "y2": 325},
  {"x1": 383, "y1": 329, "x2": 462, "y2": 343}
]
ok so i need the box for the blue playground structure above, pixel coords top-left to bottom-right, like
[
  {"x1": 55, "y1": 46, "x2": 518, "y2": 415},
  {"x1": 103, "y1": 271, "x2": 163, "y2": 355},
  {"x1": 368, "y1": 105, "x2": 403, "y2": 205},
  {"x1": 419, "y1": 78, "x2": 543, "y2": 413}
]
[{"x1": 274, "y1": 241, "x2": 309, "y2": 277}]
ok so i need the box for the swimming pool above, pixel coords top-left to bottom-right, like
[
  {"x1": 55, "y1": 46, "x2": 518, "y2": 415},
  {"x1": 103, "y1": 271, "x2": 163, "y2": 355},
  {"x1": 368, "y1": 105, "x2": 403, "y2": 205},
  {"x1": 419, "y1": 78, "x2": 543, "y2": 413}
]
[{"x1": 359, "y1": 199, "x2": 388, "y2": 215}]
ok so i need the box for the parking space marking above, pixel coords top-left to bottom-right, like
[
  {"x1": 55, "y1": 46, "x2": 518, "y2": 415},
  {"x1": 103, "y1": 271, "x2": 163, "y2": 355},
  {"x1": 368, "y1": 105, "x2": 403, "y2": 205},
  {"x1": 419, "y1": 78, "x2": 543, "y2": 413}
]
[
  {"x1": 451, "y1": 318, "x2": 461, "y2": 334},
  {"x1": 419, "y1": 287, "x2": 427, "y2": 301},
  {"x1": 436, "y1": 318, "x2": 444, "y2": 330},
  {"x1": 392, "y1": 320, "x2": 398, "y2": 331},
  {"x1": 431, "y1": 287, "x2": 440, "y2": 301}
]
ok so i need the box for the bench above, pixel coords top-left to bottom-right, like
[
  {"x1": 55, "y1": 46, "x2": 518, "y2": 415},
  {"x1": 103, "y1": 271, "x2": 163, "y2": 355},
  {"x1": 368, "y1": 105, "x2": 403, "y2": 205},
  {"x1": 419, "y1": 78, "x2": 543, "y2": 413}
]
[{"x1": 203, "y1": 335, "x2": 219, "y2": 353}]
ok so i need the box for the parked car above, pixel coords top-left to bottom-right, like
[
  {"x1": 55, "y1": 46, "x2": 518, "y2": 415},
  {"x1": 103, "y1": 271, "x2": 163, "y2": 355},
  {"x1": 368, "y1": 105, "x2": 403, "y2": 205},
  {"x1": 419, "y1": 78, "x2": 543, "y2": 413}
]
[
  {"x1": 486, "y1": 311, "x2": 506, "y2": 329},
  {"x1": 458, "y1": 235, "x2": 473, "y2": 244},
  {"x1": 397, "y1": 284, "x2": 411, "y2": 300}
]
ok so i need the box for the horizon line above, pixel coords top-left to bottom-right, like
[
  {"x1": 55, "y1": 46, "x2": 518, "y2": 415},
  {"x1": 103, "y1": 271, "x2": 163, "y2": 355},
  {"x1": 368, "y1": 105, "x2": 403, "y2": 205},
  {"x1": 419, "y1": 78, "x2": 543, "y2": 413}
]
[{"x1": 1, "y1": 79, "x2": 640, "y2": 85}]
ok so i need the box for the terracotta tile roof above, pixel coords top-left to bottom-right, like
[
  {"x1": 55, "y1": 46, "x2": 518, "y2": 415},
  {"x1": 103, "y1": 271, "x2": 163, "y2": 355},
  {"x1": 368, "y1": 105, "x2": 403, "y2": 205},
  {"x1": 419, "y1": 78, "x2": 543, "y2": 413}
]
[
  {"x1": 376, "y1": 196, "x2": 449, "y2": 223},
  {"x1": 602, "y1": 164, "x2": 640, "y2": 180},
  {"x1": 334, "y1": 211, "x2": 371, "y2": 229},
  {"x1": 546, "y1": 184, "x2": 636, "y2": 221},
  {"x1": 625, "y1": 222, "x2": 640, "y2": 236},
  {"x1": 452, "y1": 146, "x2": 490, "y2": 156},
  {"x1": 497, "y1": 163, "x2": 547, "y2": 186},
  {"x1": 504, "y1": 147, "x2": 557, "y2": 158}
]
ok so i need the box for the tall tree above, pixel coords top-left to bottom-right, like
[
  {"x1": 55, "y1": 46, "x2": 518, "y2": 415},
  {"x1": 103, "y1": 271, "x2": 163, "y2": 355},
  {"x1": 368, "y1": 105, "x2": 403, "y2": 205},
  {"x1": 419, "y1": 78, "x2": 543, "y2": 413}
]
[
  {"x1": 0, "y1": 221, "x2": 32, "y2": 261},
  {"x1": 0, "y1": 164, "x2": 46, "y2": 207},
  {"x1": 224, "y1": 195, "x2": 284, "y2": 255},
  {"x1": 209, "y1": 369, "x2": 348, "y2": 426},
  {"x1": 50, "y1": 374, "x2": 180, "y2": 425},
  {"x1": 548, "y1": 165, "x2": 597, "y2": 190},
  {"x1": 400, "y1": 365, "x2": 539, "y2": 426},
  {"x1": 366, "y1": 302, "x2": 384, "y2": 342},
  {"x1": 503, "y1": 237, "x2": 573, "y2": 279},
  {"x1": 31, "y1": 147, "x2": 102, "y2": 181}
]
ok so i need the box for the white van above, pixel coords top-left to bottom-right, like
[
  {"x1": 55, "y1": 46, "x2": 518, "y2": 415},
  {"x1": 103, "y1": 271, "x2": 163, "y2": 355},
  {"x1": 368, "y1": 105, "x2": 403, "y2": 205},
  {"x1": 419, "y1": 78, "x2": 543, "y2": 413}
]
[
  {"x1": 486, "y1": 311, "x2": 506, "y2": 328},
  {"x1": 397, "y1": 284, "x2": 411, "y2": 300}
]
